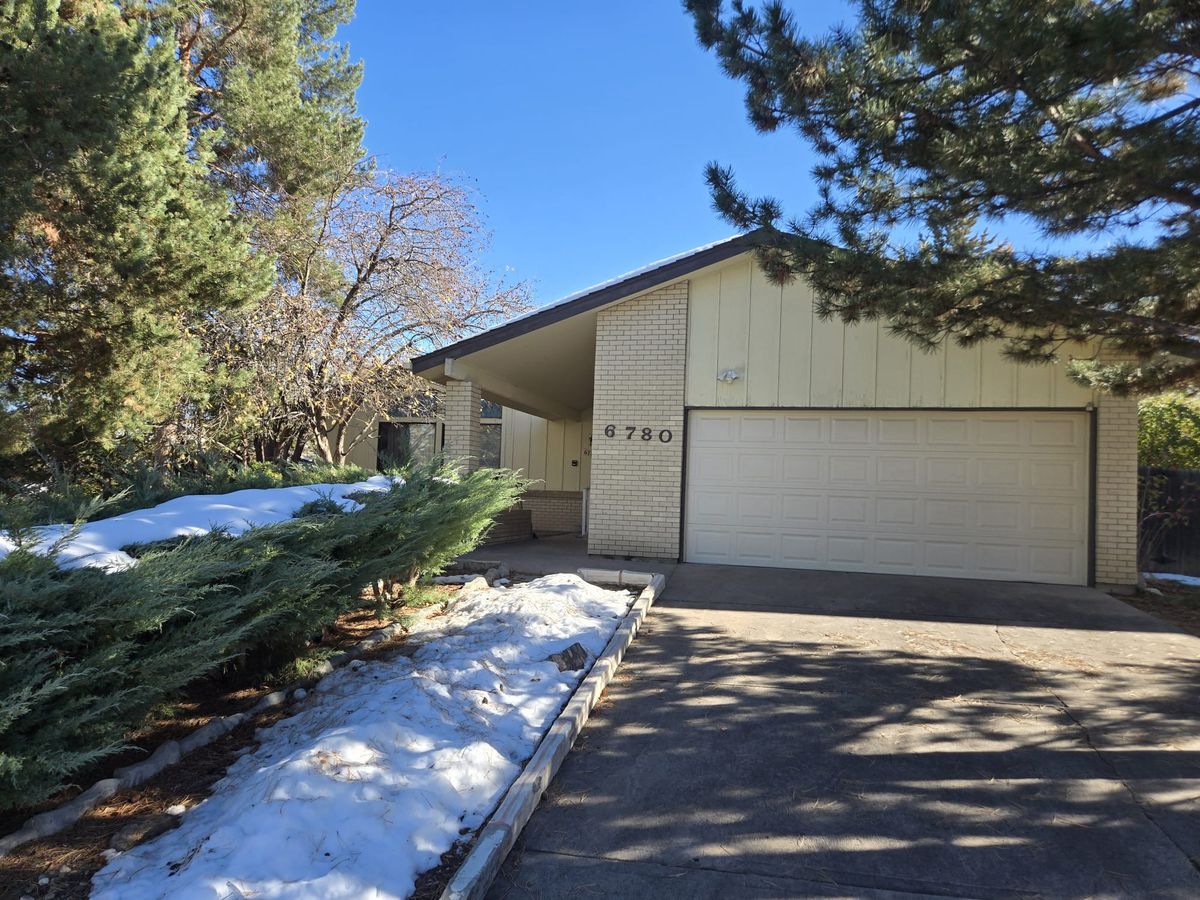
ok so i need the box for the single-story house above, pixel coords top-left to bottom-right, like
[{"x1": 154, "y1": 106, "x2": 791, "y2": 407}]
[
  {"x1": 341, "y1": 397, "x2": 587, "y2": 537},
  {"x1": 407, "y1": 233, "x2": 1137, "y2": 588}
]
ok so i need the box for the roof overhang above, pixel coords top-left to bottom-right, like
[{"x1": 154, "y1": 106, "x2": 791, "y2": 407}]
[{"x1": 412, "y1": 232, "x2": 764, "y2": 420}]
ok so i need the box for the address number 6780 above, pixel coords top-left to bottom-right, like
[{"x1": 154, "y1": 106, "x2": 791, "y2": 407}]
[{"x1": 603, "y1": 424, "x2": 672, "y2": 443}]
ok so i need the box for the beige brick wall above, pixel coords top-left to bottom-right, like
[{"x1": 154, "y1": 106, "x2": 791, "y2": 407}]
[
  {"x1": 443, "y1": 380, "x2": 481, "y2": 471},
  {"x1": 483, "y1": 508, "x2": 534, "y2": 544},
  {"x1": 588, "y1": 282, "x2": 688, "y2": 559},
  {"x1": 1095, "y1": 393, "x2": 1139, "y2": 586},
  {"x1": 520, "y1": 489, "x2": 584, "y2": 535}
]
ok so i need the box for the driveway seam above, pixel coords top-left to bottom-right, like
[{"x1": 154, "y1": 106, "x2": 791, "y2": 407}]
[
  {"x1": 513, "y1": 845, "x2": 1034, "y2": 900},
  {"x1": 992, "y1": 623, "x2": 1200, "y2": 876}
]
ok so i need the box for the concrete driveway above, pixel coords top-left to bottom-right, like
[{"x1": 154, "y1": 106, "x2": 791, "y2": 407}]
[{"x1": 489, "y1": 565, "x2": 1200, "y2": 899}]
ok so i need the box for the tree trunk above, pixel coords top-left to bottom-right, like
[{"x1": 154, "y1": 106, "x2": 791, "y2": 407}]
[
  {"x1": 311, "y1": 428, "x2": 336, "y2": 464},
  {"x1": 333, "y1": 426, "x2": 348, "y2": 466}
]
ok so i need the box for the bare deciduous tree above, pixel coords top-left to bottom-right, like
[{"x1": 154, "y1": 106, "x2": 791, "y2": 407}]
[{"x1": 200, "y1": 165, "x2": 529, "y2": 464}]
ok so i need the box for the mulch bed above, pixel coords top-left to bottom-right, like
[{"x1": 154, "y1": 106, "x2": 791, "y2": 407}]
[
  {"x1": 0, "y1": 705, "x2": 295, "y2": 900},
  {"x1": 0, "y1": 594, "x2": 454, "y2": 900},
  {"x1": 410, "y1": 841, "x2": 472, "y2": 900},
  {"x1": 1123, "y1": 579, "x2": 1200, "y2": 638}
]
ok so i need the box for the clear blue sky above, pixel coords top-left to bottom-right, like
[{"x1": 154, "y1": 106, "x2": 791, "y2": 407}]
[{"x1": 341, "y1": 2, "x2": 853, "y2": 306}]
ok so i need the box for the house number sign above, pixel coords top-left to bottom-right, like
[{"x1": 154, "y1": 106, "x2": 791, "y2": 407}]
[{"x1": 603, "y1": 424, "x2": 673, "y2": 443}]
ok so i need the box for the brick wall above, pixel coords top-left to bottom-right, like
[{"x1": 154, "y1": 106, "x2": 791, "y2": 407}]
[
  {"x1": 588, "y1": 282, "x2": 688, "y2": 559},
  {"x1": 1095, "y1": 393, "x2": 1139, "y2": 586},
  {"x1": 483, "y1": 508, "x2": 534, "y2": 544},
  {"x1": 521, "y1": 489, "x2": 583, "y2": 535},
  {"x1": 443, "y1": 380, "x2": 481, "y2": 471}
]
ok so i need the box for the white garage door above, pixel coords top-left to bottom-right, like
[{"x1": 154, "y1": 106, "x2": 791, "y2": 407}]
[{"x1": 685, "y1": 410, "x2": 1090, "y2": 585}]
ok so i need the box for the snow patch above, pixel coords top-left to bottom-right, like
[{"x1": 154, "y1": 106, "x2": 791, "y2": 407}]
[
  {"x1": 90, "y1": 574, "x2": 633, "y2": 900},
  {"x1": 0, "y1": 476, "x2": 393, "y2": 571},
  {"x1": 1144, "y1": 571, "x2": 1200, "y2": 587}
]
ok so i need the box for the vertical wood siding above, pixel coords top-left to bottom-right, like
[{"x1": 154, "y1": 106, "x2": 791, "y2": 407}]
[
  {"x1": 686, "y1": 256, "x2": 1096, "y2": 409},
  {"x1": 500, "y1": 407, "x2": 592, "y2": 491}
]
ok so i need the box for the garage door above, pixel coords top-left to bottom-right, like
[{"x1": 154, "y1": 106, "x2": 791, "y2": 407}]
[{"x1": 685, "y1": 410, "x2": 1090, "y2": 584}]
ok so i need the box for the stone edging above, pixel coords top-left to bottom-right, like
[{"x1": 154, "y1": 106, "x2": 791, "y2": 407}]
[
  {"x1": 0, "y1": 603, "x2": 448, "y2": 858},
  {"x1": 440, "y1": 568, "x2": 667, "y2": 900}
]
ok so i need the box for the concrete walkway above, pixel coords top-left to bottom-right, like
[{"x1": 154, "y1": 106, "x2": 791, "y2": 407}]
[
  {"x1": 488, "y1": 565, "x2": 1200, "y2": 899},
  {"x1": 461, "y1": 534, "x2": 678, "y2": 579}
]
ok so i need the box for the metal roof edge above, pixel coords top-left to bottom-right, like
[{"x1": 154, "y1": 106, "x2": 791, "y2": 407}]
[{"x1": 411, "y1": 231, "x2": 764, "y2": 373}]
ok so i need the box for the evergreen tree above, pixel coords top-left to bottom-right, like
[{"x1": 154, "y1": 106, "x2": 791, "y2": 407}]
[
  {"x1": 121, "y1": 0, "x2": 372, "y2": 463},
  {"x1": 0, "y1": 0, "x2": 272, "y2": 470},
  {"x1": 123, "y1": 0, "x2": 365, "y2": 230},
  {"x1": 687, "y1": 0, "x2": 1200, "y2": 393}
]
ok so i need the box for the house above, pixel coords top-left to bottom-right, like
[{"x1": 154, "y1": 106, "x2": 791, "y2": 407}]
[
  {"x1": 344, "y1": 398, "x2": 504, "y2": 472},
  {"x1": 410, "y1": 233, "x2": 1138, "y2": 588},
  {"x1": 342, "y1": 397, "x2": 586, "y2": 537}
]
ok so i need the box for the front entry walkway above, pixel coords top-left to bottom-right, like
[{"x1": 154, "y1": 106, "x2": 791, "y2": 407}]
[
  {"x1": 488, "y1": 565, "x2": 1200, "y2": 898},
  {"x1": 461, "y1": 534, "x2": 678, "y2": 579}
]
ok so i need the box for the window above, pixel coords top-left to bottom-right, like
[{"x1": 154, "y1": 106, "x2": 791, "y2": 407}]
[
  {"x1": 480, "y1": 423, "x2": 501, "y2": 468},
  {"x1": 480, "y1": 399, "x2": 502, "y2": 468},
  {"x1": 377, "y1": 421, "x2": 439, "y2": 468},
  {"x1": 378, "y1": 398, "x2": 503, "y2": 469}
]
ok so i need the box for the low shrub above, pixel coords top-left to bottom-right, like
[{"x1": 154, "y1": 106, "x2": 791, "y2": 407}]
[
  {"x1": 1139, "y1": 393, "x2": 1200, "y2": 469},
  {"x1": 292, "y1": 495, "x2": 348, "y2": 518},
  {"x1": 0, "y1": 462, "x2": 523, "y2": 811},
  {"x1": 399, "y1": 583, "x2": 451, "y2": 610}
]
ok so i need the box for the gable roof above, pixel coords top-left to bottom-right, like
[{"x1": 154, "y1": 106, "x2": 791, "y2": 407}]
[{"x1": 411, "y1": 230, "x2": 763, "y2": 373}]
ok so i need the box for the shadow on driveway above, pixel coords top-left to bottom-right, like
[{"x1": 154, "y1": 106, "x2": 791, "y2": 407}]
[{"x1": 489, "y1": 565, "x2": 1200, "y2": 899}]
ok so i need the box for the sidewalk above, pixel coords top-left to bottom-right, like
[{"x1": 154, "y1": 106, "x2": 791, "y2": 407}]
[{"x1": 460, "y1": 534, "x2": 679, "y2": 579}]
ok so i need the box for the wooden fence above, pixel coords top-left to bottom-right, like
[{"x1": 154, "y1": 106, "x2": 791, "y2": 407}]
[{"x1": 1139, "y1": 466, "x2": 1200, "y2": 577}]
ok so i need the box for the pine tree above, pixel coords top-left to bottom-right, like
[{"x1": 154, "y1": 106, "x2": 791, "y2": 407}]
[
  {"x1": 123, "y1": 0, "x2": 366, "y2": 231},
  {"x1": 120, "y1": 0, "x2": 373, "y2": 463},
  {"x1": 686, "y1": 1, "x2": 1200, "y2": 394},
  {"x1": 0, "y1": 0, "x2": 273, "y2": 470}
]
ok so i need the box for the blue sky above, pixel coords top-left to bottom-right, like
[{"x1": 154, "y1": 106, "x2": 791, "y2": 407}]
[{"x1": 342, "y1": 2, "x2": 853, "y2": 306}]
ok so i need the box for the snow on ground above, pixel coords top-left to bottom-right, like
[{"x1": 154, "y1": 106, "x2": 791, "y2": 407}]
[
  {"x1": 1144, "y1": 572, "x2": 1200, "y2": 587},
  {"x1": 90, "y1": 574, "x2": 633, "y2": 900},
  {"x1": 0, "y1": 476, "x2": 392, "y2": 571}
]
